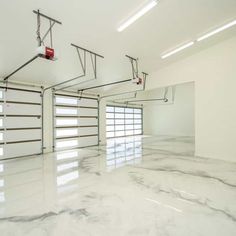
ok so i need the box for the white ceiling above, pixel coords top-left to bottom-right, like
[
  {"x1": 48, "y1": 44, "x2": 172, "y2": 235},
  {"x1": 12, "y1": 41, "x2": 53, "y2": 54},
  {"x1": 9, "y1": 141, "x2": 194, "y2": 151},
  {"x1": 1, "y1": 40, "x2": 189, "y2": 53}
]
[{"x1": 0, "y1": 0, "x2": 236, "y2": 89}]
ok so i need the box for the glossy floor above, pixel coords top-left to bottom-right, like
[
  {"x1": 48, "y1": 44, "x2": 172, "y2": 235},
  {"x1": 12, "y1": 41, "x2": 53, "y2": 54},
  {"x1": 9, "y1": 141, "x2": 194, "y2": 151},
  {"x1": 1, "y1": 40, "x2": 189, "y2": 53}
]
[{"x1": 0, "y1": 136, "x2": 236, "y2": 235}]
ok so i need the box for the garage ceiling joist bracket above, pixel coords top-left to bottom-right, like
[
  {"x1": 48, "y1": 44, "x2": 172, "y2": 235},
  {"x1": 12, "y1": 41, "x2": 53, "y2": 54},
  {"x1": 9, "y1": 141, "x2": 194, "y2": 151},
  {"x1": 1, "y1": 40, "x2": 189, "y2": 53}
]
[
  {"x1": 3, "y1": 10, "x2": 62, "y2": 83},
  {"x1": 126, "y1": 54, "x2": 148, "y2": 92},
  {"x1": 33, "y1": 10, "x2": 62, "y2": 47},
  {"x1": 71, "y1": 43, "x2": 104, "y2": 76},
  {"x1": 126, "y1": 55, "x2": 139, "y2": 79}
]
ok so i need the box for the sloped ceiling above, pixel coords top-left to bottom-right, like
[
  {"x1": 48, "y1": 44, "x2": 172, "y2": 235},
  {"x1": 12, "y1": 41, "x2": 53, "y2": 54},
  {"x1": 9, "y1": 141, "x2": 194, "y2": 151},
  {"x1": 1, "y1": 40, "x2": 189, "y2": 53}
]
[{"x1": 0, "y1": 0, "x2": 236, "y2": 89}]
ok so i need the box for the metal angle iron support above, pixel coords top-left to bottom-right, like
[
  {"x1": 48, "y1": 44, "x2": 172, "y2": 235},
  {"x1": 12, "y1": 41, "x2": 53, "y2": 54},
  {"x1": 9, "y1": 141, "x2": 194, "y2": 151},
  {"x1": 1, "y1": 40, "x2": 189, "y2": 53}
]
[
  {"x1": 122, "y1": 87, "x2": 169, "y2": 104},
  {"x1": 110, "y1": 100, "x2": 143, "y2": 108},
  {"x1": 126, "y1": 55, "x2": 139, "y2": 79},
  {"x1": 48, "y1": 43, "x2": 104, "y2": 92},
  {"x1": 33, "y1": 10, "x2": 62, "y2": 47}
]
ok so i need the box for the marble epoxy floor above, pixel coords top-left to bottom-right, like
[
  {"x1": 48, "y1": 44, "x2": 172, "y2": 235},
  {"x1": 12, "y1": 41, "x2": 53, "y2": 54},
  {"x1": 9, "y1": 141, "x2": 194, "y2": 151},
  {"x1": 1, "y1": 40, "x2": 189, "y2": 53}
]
[{"x1": 0, "y1": 136, "x2": 236, "y2": 235}]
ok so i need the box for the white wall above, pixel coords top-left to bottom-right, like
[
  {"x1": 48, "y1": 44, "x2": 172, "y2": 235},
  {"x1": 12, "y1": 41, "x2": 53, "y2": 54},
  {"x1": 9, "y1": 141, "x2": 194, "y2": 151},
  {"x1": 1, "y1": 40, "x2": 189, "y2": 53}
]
[
  {"x1": 144, "y1": 82, "x2": 195, "y2": 137},
  {"x1": 146, "y1": 35, "x2": 236, "y2": 162}
]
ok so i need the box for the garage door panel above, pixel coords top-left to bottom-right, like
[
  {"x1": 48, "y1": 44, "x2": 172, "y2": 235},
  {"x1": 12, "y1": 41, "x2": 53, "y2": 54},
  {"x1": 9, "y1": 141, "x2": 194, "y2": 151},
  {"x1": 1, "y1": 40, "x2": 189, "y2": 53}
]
[
  {"x1": 3, "y1": 129, "x2": 41, "y2": 142},
  {"x1": 78, "y1": 136, "x2": 98, "y2": 147},
  {"x1": 78, "y1": 98, "x2": 97, "y2": 107},
  {"x1": 78, "y1": 127, "x2": 98, "y2": 136},
  {"x1": 4, "y1": 117, "x2": 41, "y2": 129},
  {"x1": 0, "y1": 141, "x2": 41, "y2": 159},
  {"x1": 55, "y1": 107, "x2": 98, "y2": 117},
  {"x1": 56, "y1": 127, "x2": 98, "y2": 138},
  {"x1": 3, "y1": 103, "x2": 41, "y2": 116},
  {"x1": 0, "y1": 87, "x2": 42, "y2": 160},
  {"x1": 0, "y1": 89, "x2": 41, "y2": 103},
  {"x1": 54, "y1": 94, "x2": 98, "y2": 150},
  {"x1": 78, "y1": 108, "x2": 98, "y2": 116},
  {"x1": 78, "y1": 117, "x2": 97, "y2": 126}
]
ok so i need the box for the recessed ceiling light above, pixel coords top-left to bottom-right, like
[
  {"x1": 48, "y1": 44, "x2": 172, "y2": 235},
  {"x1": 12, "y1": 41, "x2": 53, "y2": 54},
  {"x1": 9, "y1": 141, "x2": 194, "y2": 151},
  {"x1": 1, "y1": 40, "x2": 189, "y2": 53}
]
[
  {"x1": 117, "y1": 0, "x2": 158, "y2": 32},
  {"x1": 161, "y1": 42, "x2": 195, "y2": 59},
  {"x1": 197, "y1": 19, "x2": 236, "y2": 42}
]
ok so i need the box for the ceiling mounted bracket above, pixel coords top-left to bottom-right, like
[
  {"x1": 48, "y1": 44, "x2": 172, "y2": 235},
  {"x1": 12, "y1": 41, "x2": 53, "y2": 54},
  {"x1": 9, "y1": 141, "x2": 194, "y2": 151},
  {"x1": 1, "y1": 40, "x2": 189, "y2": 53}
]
[
  {"x1": 33, "y1": 10, "x2": 62, "y2": 47},
  {"x1": 2, "y1": 10, "x2": 62, "y2": 83},
  {"x1": 126, "y1": 55, "x2": 139, "y2": 79},
  {"x1": 51, "y1": 44, "x2": 104, "y2": 92},
  {"x1": 71, "y1": 43, "x2": 103, "y2": 79}
]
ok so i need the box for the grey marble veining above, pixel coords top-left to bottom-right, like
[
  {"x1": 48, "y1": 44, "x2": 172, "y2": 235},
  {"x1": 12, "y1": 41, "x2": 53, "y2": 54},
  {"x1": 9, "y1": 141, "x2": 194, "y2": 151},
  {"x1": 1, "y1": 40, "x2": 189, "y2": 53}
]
[{"x1": 0, "y1": 135, "x2": 236, "y2": 235}]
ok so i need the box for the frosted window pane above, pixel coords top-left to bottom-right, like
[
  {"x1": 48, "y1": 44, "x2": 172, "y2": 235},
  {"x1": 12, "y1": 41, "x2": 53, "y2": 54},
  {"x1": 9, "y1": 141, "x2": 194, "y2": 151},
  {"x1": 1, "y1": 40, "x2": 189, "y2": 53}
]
[
  {"x1": 115, "y1": 113, "x2": 124, "y2": 119},
  {"x1": 56, "y1": 97, "x2": 77, "y2": 105},
  {"x1": 134, "y1": 130, "x2": 142, "y2": 135},
  {"x1": 125, "y1": 113, "x2": 133, "y2": 119},
  {"x1": 106, "y1": 113, "x2": 114, "y2": 118},
  {"x1": 125, "y1": 108, "x2": 133, "y2": 113},
  {"x1": 134, "y1": 114, "x2": 141, "y2": 119},
  {"x1": 106, "y1": 119, "x2": 114, "y2": 125},
  {"x1": 115, "y1": 131, "x2": 125, "y2": 137},
  {"x1": 106, "y1": 106, "x2": 114, "y2": 112},
  {"x1": 126, "y1": 130, "x2": 134, "y2": 135},
  {"x1": 107, "y1": 132, "x2": 114, "y2": 138},
  {"x1": 56, "y1": 129, "x2": 78, "y2": 137},
  {"x1": 115, "y1": 120, "x2": 125, "y2": 125},
  {"x1": 126, "y1": 125, "x2": 133, "y2": 130},
  {"x1": 115, "y1": 107, "x2": 125, "y2": 113},
  {"x1": 115, "y1": 125, "x2": 124, "y2": 131},
  {"x1": 56, "y1": 108, "x2": 77, "y2": 115},
  {"x1": 56, "y1": 119, "x2": 78, "y2": 126},
  {"x1": 106, "y1": 126, "x2": 114, "y2": 131},
  {"x1": 134, "y1": 109, "x2": 141, "y2": 114}
]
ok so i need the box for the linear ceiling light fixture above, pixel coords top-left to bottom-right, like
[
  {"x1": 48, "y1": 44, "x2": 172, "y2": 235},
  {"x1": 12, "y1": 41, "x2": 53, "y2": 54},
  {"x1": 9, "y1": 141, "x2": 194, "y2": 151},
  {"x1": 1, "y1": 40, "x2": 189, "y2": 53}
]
[
  {"x1": 117, "y1": 0, "x2": 158, "y2": 32},
  {"x1": 161, "y1": 19, "x2": 236, "y2": 59},
  {"x1": 161, "y1": 41, "x2": 195, "y2": 59},
  {"x1": 197, "y1": 19, "x2": 236, "y2": 42}
]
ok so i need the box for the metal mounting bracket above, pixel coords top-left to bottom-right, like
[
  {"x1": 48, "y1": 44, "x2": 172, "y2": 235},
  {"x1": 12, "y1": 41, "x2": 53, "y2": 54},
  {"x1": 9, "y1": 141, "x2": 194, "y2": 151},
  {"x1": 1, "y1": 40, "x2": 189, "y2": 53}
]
[
  {"x1": 50, "y1": 43, "x2": 104, "y2": 92},
  {"x1": 33, "y1": 10, "x2": 62, "y2": 47},
  {"x1": 3, "y1": 10, "x2": 61, "y2": 83}
]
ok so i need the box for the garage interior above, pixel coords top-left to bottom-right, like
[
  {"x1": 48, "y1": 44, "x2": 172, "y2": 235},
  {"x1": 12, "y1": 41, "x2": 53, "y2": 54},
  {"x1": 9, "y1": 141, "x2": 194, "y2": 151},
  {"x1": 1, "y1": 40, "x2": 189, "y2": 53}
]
[{"x1": 0, "y1": 0, "x2": 236, "y2": 235}]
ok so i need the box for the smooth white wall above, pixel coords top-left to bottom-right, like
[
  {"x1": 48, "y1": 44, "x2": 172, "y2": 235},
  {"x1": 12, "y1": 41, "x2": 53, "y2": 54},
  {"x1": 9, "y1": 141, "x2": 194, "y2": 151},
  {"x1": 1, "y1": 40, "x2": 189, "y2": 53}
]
[
  {"x1": 144, "y1": 82, "x2": 195, "y2": 137},
  {"x1": 146, "y1": 35, "x2": 236, "y2": 162}
]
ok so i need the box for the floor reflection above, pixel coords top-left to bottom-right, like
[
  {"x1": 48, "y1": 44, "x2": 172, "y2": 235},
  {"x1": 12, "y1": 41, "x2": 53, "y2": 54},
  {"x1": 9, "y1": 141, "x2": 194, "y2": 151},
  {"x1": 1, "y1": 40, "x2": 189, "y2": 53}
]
[
  {"x1": 0, "y1": 158, "x2": 44, "y2": 215},
  {"x1": 55, "y1": 151, "x2": 81, "y2": 204},
  {"x1": 106, "y1": 136, "x2": 143, "y2": 171}
]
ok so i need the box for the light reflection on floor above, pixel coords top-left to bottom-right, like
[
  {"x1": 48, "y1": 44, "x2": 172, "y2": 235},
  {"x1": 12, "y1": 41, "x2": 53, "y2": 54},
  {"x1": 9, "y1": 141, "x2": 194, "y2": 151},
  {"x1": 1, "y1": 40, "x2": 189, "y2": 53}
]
[{"x1": 0, "y1": 136, "x2": 236, "y2": 236}]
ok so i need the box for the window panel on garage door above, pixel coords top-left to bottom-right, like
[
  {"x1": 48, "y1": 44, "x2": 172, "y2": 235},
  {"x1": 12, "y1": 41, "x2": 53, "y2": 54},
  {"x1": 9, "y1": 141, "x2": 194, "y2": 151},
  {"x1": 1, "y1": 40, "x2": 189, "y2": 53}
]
[
  {"x1": 106, "y1": 105, "x2": 143, "y2": 138},
  {"x1": 54, "y1": 94, "x2": 99, "y2": 151},
  {"x1": 0, "y1": 87, "x2": 42, "y2": 160}
]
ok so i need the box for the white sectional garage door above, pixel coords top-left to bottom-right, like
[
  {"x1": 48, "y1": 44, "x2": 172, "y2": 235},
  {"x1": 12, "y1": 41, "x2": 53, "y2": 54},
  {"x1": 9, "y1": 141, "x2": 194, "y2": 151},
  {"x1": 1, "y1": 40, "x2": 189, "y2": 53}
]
[
  {"x1": 54, "y1": 93, "x2": 99, "y2": 151},
  {"x1": 0, "y1": 87, "x2": 42, "y2": 160}
]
